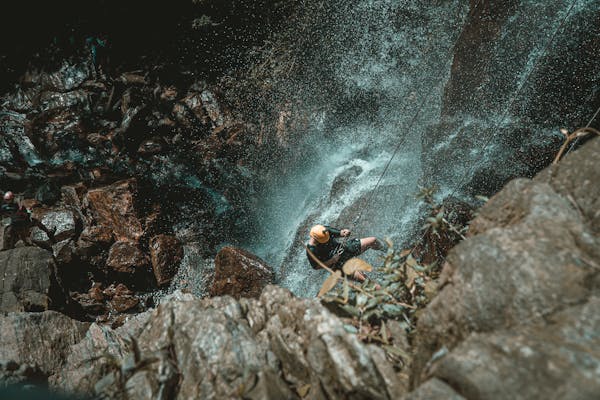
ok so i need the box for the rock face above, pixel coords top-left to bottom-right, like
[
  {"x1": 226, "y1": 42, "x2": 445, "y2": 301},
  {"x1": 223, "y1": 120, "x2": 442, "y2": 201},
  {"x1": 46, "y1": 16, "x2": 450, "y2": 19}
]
[
  {"x1": 409, "y1": 138, "x2": 600, "y2": 398},
  {"x1": 0, "y1": 247, "x2": 60, "y2": 312},
  {"x1": 423, "y1": 0, "x2": 600, "y2": 196},
  {"x1": 210, "y1": 246, "x2": 275, "y2": 299},
  {"x1": 0, "y1": 311, "x2": 89, "y2": 377},
  {"x1": 53, "y1": 286, "x2": 404, "y2": 399},
  {"x1": 149, "y1": 234, "x2": 183, "y2": 286}
]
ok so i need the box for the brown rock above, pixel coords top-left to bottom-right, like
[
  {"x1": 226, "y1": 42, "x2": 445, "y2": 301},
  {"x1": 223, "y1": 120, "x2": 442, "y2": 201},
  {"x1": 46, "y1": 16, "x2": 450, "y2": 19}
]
[
  {"x1": 80, "y1": 225, "x2": 114, "y2": 245},
  {"x1": 210, "y1": 247, "x2": 274, "y2": 299},
  {"x1": 110, "y1": 294, "x2": 140, "y2": 313},
  {"x1": 84, "y1": 179, "x2": 144, "y2": 243},
  {"x1": 88, "y1": 283, "x2": 105, "y2": 302},
  {"x1": 106, "y1": 241, "x2": 149, "y2": 273},
  {"x1": 149, "y1": 234, "x2": 183, "y2": 286},
  {"x1": 110, "y1": 284, "x2": 140, "y2": 313}
]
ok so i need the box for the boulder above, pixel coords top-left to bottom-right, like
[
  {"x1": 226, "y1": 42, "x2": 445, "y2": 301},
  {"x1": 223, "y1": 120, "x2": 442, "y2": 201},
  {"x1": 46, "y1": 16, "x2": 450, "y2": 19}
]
[
  {"x1": 0, "y1": 311, "x2": 89, "y2": 377},
  {"x1": 83, "y1": 179, "x2": 144, "y2": 243},
  {"x1": 401, "y1": 379, "x2": 465, "y2": 400},
  {"x1": 52, "y1": 239, "x2": 77, "y2": 265},
  {"x1": 53, "y1": 286, "x2": 404, "y2": 399},
  {"x1": 149, "y1": 234, "x2": 183, "y2": 286},
  {"x1": 430, "y1": 298, "x2": 600, "y2": 400},
  {"x1": 410, "y1": 138, "x2": 600, "y2": 397},
  {"x1": 210, "y1": 246, "x2": 274, "y2": 299},
  {"x1": 0, "y1": 247, "x2": 60, "y2": 312},
  {"x1": 106, "y1": 241, "x2": 149, "y2": 273},
  {"x1": 79, "y1": 225, "x2": 114, "y2": 245},
  {"x1": 31, "y1": 209, "x2": 78, "y2": 244}
]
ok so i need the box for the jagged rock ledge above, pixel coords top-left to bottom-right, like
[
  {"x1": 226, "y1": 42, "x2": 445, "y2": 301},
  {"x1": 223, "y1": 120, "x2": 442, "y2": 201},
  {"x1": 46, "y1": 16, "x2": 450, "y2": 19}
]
[{"x1": 0, "y1": 139, "x2": 598, "y2": 398}]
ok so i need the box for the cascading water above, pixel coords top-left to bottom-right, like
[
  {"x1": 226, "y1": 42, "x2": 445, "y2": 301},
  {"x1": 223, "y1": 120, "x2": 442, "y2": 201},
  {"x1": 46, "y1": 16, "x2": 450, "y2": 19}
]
[
  {"x1": 173, "y1": 0, "x2": 600, "y2": 299},
  {"x1": 240, "y1": 0, "x2": 472, "y2": 296}
]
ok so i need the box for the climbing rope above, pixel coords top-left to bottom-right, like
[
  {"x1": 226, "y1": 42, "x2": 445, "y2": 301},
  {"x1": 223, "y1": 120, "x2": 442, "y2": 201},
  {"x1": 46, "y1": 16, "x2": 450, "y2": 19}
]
[
  {"x1": 442, "y1": 0, "x2": 581, "y2": 202},
  {"x1": 352, "y1": 0, "x2": 581, "y2": 260},
  {"x1": 564, "y1": 101, "x2": 600, "y2": 156},
  {"x1": 347, "y1": 0, "x2": 485, "y2": 236},
  {"x1": 408, "y1": 0, "x2": 582, "y2": 262}
]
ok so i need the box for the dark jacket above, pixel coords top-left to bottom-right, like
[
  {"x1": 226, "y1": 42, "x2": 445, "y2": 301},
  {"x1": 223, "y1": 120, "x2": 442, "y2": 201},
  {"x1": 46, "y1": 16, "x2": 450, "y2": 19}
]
[
  {"x1": 306, "y1": 226, "x2": 342, "y2": 270},
  {"x1": 1, "y1": 202, "x2": 30, "y2": 227}
]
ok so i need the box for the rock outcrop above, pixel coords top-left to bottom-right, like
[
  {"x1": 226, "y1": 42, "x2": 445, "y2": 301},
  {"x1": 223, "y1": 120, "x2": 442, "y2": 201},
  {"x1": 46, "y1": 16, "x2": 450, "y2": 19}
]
[
  {"x1": 423, "y1": 0, "x2": 600, "y2": 196},
  {"x1": 210, "y1": 246, "x2": 275, "y2": 299},
  {"x1": 53, "y1": 286, "x2": 403, "y2": 399},
  {"x1": 0, "y1": 247, "x2": 62, "y2": 312},
  {"x1": 149, "y1": 234, "x2": 183, "y2": 286},
  {"x1": 0, "y1": 311, "x2": 89, "y2": 378},
  {"x1": 409, "y1": 138, "x2": 600, "y2": 398}
]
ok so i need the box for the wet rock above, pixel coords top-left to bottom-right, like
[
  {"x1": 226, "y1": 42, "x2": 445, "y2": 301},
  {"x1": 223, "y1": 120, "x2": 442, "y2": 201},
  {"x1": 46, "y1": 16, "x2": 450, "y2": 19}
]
[
  {"x1": 0, "y1": 311, "x2": 89, "y2": 377},
  {"x1": 0, "y1": 247, "x2": 60, "y2": 312},
  {"x1": 106, "y1": 241, "x2": 149, "y2": 273},
  {"x1": 137, "y1": 138, "x2": 163, "y2": 155},
  {"x1": 149, "y1": 234, "x2": 183, "y2": 286},
  {"x1": 80, "y1": 225, "x2": 114, "y2": 245},
  {"x1": 84, "y1": 179, "x2": 144, "y2": 243},
  {"x1": 31, "y1": 209, "x2": 77, "y2": 243},
  {"x1": 54, "y1": 286, "x2": 403, "y2": 399},
  {"x1": 52, "y1": 239, "x2": 77, "y2": 265},
  {"x1": 38, "y1": 89, "x2": 90, "y2": 114},
  {"x1": 201, "y1": 90, "x2": 225, "y2": 128},
  {"x1": 0, "y1": 110, "x2": 43, "y2": 167},
  {"x1": 402, "y1": 379, "x2": 464, "y2": 400},
  {"x1": 210, "y1": 246, "x2": 274, "y2": 299},
  {"x1": 430, "y1": 298, "x2": 600, "y2": 400},
  {"x1": 411, "y1": 138, "x2": 600, "y2": 396}
]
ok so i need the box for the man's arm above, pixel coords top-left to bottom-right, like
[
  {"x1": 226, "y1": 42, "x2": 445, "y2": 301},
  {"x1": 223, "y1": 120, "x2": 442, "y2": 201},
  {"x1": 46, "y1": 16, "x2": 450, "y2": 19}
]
[{"x1": 325, "y1": 226, "x2": 341, "y2": 238}]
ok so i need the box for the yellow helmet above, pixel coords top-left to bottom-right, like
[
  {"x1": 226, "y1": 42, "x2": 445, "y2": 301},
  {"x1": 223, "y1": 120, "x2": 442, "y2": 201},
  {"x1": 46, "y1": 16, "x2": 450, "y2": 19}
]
[{"x1": 310, "y1": 224, "x2": 330, "y2": 244}]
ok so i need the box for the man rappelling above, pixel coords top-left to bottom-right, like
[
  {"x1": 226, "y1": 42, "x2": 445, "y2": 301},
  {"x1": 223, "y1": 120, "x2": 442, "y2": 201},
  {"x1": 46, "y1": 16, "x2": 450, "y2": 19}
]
[{"x1": 306, "y1": 224, "x2": 385, "y2": 282}]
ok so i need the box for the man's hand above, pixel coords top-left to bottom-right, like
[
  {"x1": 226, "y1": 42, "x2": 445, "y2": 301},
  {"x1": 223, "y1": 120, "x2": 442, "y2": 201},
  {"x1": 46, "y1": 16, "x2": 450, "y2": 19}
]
[{"x1": 340, "y1": 229, "x2": 351, "y2": 237}]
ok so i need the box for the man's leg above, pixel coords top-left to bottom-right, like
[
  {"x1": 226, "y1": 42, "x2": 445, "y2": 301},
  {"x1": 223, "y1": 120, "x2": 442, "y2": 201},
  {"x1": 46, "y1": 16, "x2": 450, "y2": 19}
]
[{"x1": 360, "y1": 237, "x2": 379, "y2": 252}]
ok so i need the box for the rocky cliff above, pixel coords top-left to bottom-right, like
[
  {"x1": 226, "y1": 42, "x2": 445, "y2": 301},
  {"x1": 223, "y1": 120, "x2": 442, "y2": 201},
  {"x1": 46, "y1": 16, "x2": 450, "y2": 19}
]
[{"x1": 0, "y1": 137, "x2": 597, "y2": 398}]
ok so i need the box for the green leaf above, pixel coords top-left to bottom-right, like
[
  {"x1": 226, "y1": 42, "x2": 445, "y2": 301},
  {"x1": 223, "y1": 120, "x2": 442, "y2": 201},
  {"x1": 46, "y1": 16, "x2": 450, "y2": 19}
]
[
  {"x1": 342, "y1": 277, "x2": 349, "y2": 304},
  {"x1": 343, "y1": 324, "x2": 358, "y2": 334},
  {"x1": 356, "y1": 293, "x2": 368, "y2": 308},
  {"x1": 340, "y1": 304, "x2": 360, "y2": 317},
  {"x1": 382, "y1": 304, "x2": 405, "y2": 318},
  {"x1": 383, "y1": 345, "x2": 410, "y2": 359}
]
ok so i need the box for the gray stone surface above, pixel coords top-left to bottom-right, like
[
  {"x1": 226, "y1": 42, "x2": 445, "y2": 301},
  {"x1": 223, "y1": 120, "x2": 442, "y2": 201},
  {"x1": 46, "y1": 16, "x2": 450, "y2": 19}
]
[
  {"x1": 0, "y1": 247, "x2": 57, "y2": 311},
  {"x1": 54, "y1": 286, "x2": 404, "y2": 399},
  {"x1": 0, "y1": 311, "x2": 89, "y2": 377},
  {"x1": 410, "y1": 138, "x2": 600, "y2": 398}
]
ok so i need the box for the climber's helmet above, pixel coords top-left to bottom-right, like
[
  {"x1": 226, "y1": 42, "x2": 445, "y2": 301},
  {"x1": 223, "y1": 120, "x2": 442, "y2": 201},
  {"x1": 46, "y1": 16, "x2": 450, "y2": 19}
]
[{"x1": 310, "y1": 225, "x2": 330, "y2": 244}]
